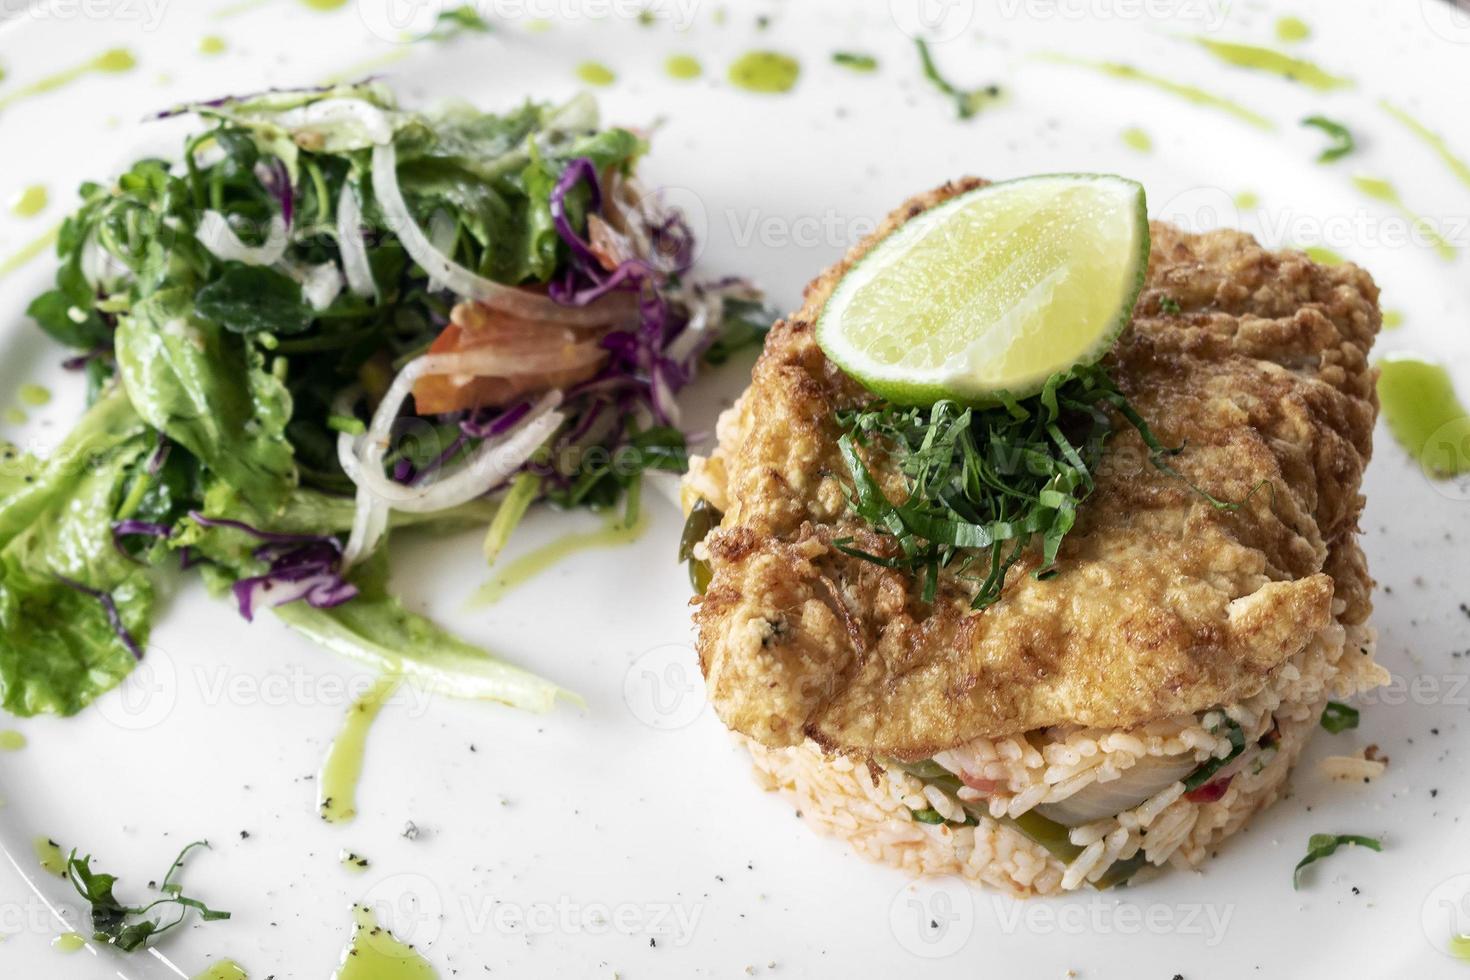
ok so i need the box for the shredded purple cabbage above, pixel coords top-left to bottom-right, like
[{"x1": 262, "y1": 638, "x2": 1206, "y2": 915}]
[
  {"x1": 254, "y1": 157, "x2": 295, "y2": 229},
  {"x1": 148, "y1": 81, "x2": 359, "y2": 120},
  {"x1": 231, "y1": 538, "x2": 358, "y2": 622},
  {"x1": 55, "y1": 575, "x2": 144, "y2": 660},
  {"x1": 460, "y1": 399, "x2": 532, "y2": 439},
  {"x1": 110, "y1": 519, "x2": 173, "y2": 565},
  {"x1": 188, "y1": 511, "x2": 359, "y2": 620},
  {"x1": 188, "y1": 511, "x2": 326, "y2": 545}
]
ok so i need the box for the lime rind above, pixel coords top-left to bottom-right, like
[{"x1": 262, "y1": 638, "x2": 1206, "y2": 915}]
[{"x1": 817, "y1": 174, "x2": 1151, "y2": 405}]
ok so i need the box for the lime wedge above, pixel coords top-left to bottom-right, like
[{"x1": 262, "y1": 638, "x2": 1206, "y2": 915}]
[{"x1": 817, "y1": 174, "x2": 1150, "y2": 404}]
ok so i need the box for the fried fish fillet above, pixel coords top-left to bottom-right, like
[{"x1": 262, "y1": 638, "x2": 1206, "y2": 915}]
[{"x1": 691, "y1": 178, "x2": 1380, "y2": 763}]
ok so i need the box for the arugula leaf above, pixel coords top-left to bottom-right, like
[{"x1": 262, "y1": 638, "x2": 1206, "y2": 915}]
[
  {"x1": 1293, "y1": 833, "x2": 1381, "y2": 889},
  {"x1": 915, "y1": 39, "x2": 1002, "y2": 120},
  {"x1": 116, "y1": 286, "x2": 296, "y2": 514},
  {"x1": 1320, "y1": 701, "x2": 1360, "y2": 733},
  {"x1": 66, "y1": 840, "x2": 229, "y2": 952},
  {"x1": 1301, "y1": 115, "x2": 1356, "y2": 163},
  {"x1": 195, "y1": 264, "x2": 314, "y2": 335}
]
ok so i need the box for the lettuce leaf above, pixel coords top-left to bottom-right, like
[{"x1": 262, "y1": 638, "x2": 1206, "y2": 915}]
[
  {"x1": 115, "y1": 287, "x2": 296, "y2": 515},
  {"x1": 279, "y1": 545, "x2": 570, "y2": 712},
  {"x1": 0, "y1": 389, "x2": 156, "y2": 716}
]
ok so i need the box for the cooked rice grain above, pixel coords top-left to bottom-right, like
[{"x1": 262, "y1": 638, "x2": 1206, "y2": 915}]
[{"x1": 741, "y1": 622, "x2": 1382, "y2": 897}]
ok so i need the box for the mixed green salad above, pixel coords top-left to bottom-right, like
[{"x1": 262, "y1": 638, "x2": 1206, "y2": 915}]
[{"x1": 2, "y1": 82, "x2": 766, "y2": 717}]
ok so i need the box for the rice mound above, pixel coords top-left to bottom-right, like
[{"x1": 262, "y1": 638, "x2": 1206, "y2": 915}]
[{"x1": 740, "y1": 617, "x2": 1385, "y2": 897}]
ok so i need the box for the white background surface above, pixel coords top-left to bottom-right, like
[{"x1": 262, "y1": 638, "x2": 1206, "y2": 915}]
[{"x1": 0, "y1": 0, "x2": 1469, "y2": 977}]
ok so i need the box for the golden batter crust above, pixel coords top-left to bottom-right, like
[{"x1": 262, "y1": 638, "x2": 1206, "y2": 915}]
[{"x1": 692, "y1": 178, "x2": 1380, "y2": 761}]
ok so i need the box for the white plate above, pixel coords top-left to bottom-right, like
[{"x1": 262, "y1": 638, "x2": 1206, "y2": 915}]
[{"x1": 1, "y1": 1, "x2": 1469, "y2": 977}]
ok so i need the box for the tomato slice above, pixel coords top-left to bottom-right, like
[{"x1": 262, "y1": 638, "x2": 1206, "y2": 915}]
[{"x1": 412, "y1": 304, "x2": 610, "y2": 415}]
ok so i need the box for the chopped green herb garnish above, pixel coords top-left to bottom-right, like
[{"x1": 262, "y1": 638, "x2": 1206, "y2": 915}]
[
  {"x1": 910, "y1": 807, "x2": 947, "y2": 824},
  {"x1": 1159, "y1": 295, "x2": 1182, "y2": 315},
  {"x1": 1293, "y1": 833, "x2": 1381, "y2": 889},
  {"x1": 833, "y1": 364, "x2": 1218, "y2": 609},
  {"x1": 1183, "y1": 718, "x2": 1246, "y2": 790},
  {"x1": 832, "y1": 51, "x2": 879, "y2": 72},
  {"x1": 1301, "y1": 115, "x2": 1356, "y2": 163},
  {"x1": 914, "y1": 39, "x2": 1001, "y2": 119},
  {"x1": 65, "y1": 840, "x2": 229, "y2": 952},
  {"x1": 1320, "y1": 701, "x2": 1360, "y2": 734}
]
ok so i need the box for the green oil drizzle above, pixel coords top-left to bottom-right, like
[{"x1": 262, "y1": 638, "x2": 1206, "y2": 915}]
[
  {"x1": 1275, "y1": 16, "x2": 1311, "y2": 43},
  {"x1": 1382, "y1": 310, "x2": 1405, "y2": 330},
  {"x1": 213, "y1": 0, "x2": 273, "y2": 18},
  {"x1": 9, "y1": 185, "x2": 47, "y2": 218},
  {"x1": 1041, "y1": 55, "x2": 1272, "y2": 130},
  {"x1": 524, "y1": 18, "x2": 552, "y2": 33},
  {"x1": 1451, "y1": 934, "x2": 1470, "y2": 960},
  {"x1": 192, "y1": 960, "x2": 248, "y2": 980},
  {"x1": 318, "y1": 674, "x2": 400, "y2": 824},
  {"x1": 1378, "y1": 356, "x2": 1470, "y2": 478},
  {"x1": 1380, "y1": 101, "x2": 1470, "y2": 192},
  {"x1": 333, "y1": 905, "x2": 438, "y2": 980},
  {"x1": 1190, "y1": 37, "x2": 1351, "y2": 91},
  {"x1": 1121, "y1": 127, "x2": 1152, "y2": 152},
  {"x1": 18, "y1": 384, "x2": 50, "y2": 407},
  {"x1": 665, "y1": 54, "x2": 703, "y2": 80},
  {"x1": 200, "y1": 35, "x2": 228, "y2": 56},
  {"x1": 575, "y1": 61, "x2": 616, "y2": 87},
  {"x1": 1303, "y1": 245, "x2": 1344, "y2": 265},
  {"x1": 0, "y1": 729, "x2": 25, "y2": 751},
  {"x1": 467, "y1": 508, "x2": 650, "y2": 608},
  {"x1": 1235, "y1": 190, "x2": 1261, "y2": 209},
  {"x1": 0, "y1": 49, "x2": 137, "y2": 112},
  {"x1": 301, "y1": 0, "x2": 347, "y2": 9},
  {"x1": 0, "y1": 222, "x2": 59, "y2": 282},
  {"x1": 728, "y1": 51, "x2": 800, "y2": 94},
  {"x1": 1352, "y1": 174, "x2": 1456, "y2": 260},
  {"x1": 52, "y1": 933, "x2": 85, "y2": 954},
  {"x1": 2, "y1": 409, "x2": 25, "y2": 425},
  {"x1": 33, "y1": 837, "x2": 66, "y2": 876}
]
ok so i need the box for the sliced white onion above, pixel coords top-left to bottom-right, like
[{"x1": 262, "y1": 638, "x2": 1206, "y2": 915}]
[
  {"x1": 342, "y1": 493, "x2": 391, "y2": 570},
  {"x1": 336, "y1": 352, "x2": 569, "y2": 568},
  {"x1": 371, "y1": 141, "x2": 625, "y2": 328},
  {"x1": 662, "y1": 292, "x2": 715, "y2": 365},
  {"x1": 336, "y1": 183, "x2": 376, "y2": 299},
  {"x1": 1033, "y1": 754, "x2": 1198, "y2": 827},
  {"x1": 274, "y1": 97, "x2": 395, "y2": 149},
  {"x1": 425, "y1": 209, "x2": 457, "y2": 293},
  {"x1": 278, "y1": 259, "x2": 344, "y2": 311},
  {"x1": 196, "y1": 210, "x2": 289, "y2": 266}
]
